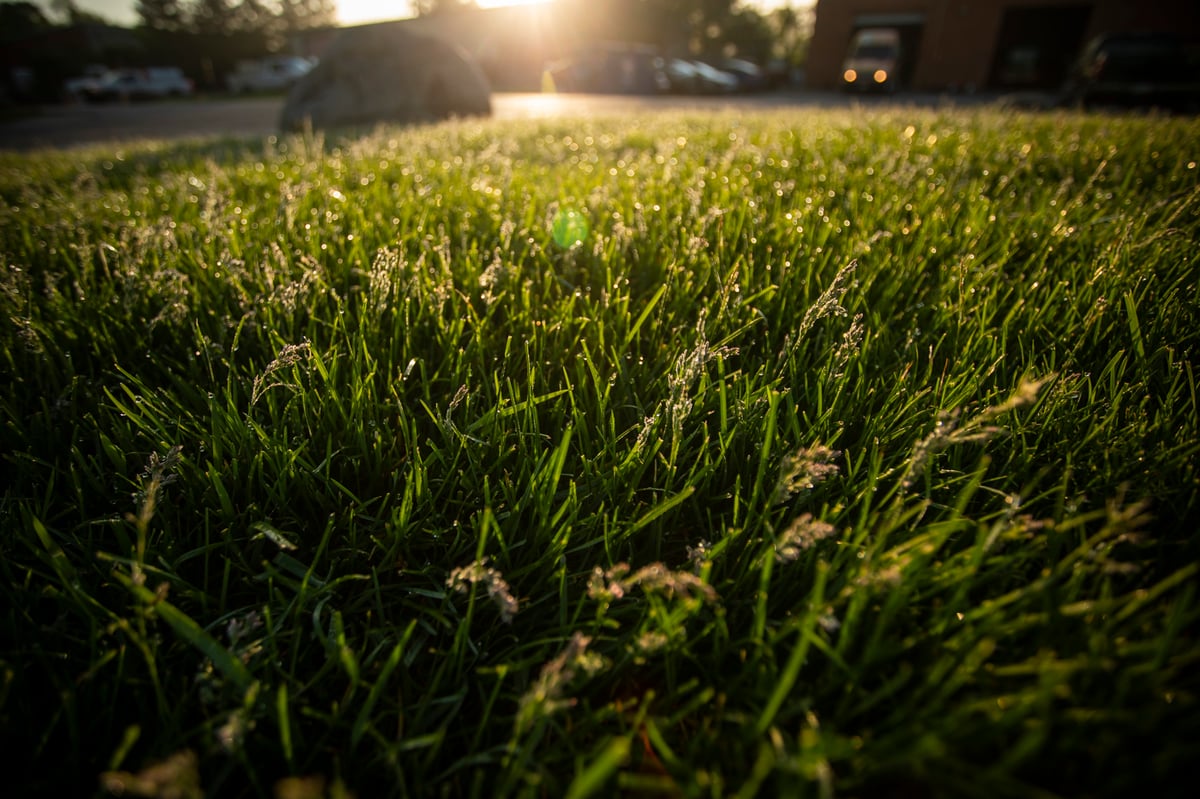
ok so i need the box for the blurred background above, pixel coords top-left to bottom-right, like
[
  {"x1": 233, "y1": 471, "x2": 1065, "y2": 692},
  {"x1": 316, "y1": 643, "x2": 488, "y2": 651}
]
[
  {"x1": 1, "y1": 1, "x2": 1196, "y2": 110},
  {"x1": 0, "y1": 1, "x2": 814, "y2": 103}
]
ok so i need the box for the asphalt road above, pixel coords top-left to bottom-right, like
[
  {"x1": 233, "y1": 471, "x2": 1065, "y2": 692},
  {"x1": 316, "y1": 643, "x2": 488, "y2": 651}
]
[
  {"x1": 1, "y1": 97, "x2": 288, "y2": 152},
  {"x1": 0, "y1": 90, "x2": 1013, "y2": 152}
]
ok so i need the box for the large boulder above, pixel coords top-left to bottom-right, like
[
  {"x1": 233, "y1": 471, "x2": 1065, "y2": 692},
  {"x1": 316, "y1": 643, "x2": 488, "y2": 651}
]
[{"x1": 280, "y1": 24, "x2": 491, "y2": 132}]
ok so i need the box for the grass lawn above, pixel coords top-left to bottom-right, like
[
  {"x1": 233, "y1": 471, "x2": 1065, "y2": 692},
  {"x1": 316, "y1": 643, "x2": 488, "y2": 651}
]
[{"x1": 1, "y1": 107, "x2": 1198, "y2": 798}]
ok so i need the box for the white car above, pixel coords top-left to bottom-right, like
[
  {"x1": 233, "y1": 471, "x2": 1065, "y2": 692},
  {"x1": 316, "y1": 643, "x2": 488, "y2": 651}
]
[
  {"x1": 226, "y1": 57, "x2": 316, "y2": 94},
  {"x1": 88, "y1": 68, "x2": 194, "y2": 102},
  {"x1": 63, "y1": 65, "x2": 109, "y2": 100}
]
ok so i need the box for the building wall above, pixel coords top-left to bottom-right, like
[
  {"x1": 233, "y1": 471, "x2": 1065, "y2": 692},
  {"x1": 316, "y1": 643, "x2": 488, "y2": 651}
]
[{"x1": 807, "y1": 0, "x2": 1200, "y2": 91}]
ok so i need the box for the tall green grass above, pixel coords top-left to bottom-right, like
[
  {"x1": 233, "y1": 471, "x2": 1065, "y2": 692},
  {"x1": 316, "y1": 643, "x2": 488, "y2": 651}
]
[{"x1": 1, "y1": 107, "x2": 1197, "y2": 798}]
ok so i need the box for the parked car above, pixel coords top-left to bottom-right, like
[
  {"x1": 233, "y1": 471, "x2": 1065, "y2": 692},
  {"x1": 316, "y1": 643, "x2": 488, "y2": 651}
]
[
  {"x1": 87, "y1": 67, "x2": 193, "y2": 102},
  {"x1": 841, "y1": 27, "x2": 902, "y2": 92},
  {"x1": 664, "y1": 59, "x2": 739, "y2": 94},
  {"x1": 690, "y1": 60, "x2": 740, "y2": 93},
  {"x1": 1061, "y1": 33, "x2": 1200, "y2": 112},
  {"x1": 62, "y1": 64, "x2": 109, "y2": 100},
  {"x1": 721, "y1": 58, "x2": 769, "y2": 92},
  {"x1": 544, "y1": 44, "x2": 670, "y2": 94},
  {"x1": 226, "y1": 56, "x2": 316, "y2": 94},
  {"x1": 662, "y1": 59, "x2": 700, "y2": 93}
]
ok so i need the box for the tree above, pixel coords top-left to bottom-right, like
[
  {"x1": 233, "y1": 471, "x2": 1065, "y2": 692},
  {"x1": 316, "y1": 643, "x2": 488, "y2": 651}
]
[
  {"x1": 0, "y1": 1, "x2": 53, "y2": 40},
  {"x1": 722, "y1": 6, "x2": 773, "y2": 62},
  {"x1": 675, "y1": 0, "x2": 740, "y2": 55},
  {"x1": 229, "y1": 0, "x2": 272, "y2": 33},
  {"x1": 50, "y1": 0, "x2": 111, "y2": 25},
  {"x1": 190, "y1": 0, "x2": 237, "y2": 34},
  {"x1": 412, "y1": 0, "x2": 478, "y2": 16},
  {"x1": 767, "y1": 2, "x2": 815, "y2": 67},
  {"x1": 136, "y1": 0, "x2": 335, "y2": 38},
  {"x1": 275, "y1": 0, "x2": 337, "y2": 31},
  {"x1": 136, "y1": 0, "x2": 187, "y2": 32},
  {"x1": 556, "y1": 0, "x2": 760, "y2": 56}
]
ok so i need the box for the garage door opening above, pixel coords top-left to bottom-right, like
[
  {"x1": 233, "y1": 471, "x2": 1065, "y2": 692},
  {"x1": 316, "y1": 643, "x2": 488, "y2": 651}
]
[{"x1": 989, "y1": 5, "x2": 1093, "y2": 90}]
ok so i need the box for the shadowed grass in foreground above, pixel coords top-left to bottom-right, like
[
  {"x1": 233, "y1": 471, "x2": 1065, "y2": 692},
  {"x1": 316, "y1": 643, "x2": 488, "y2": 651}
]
[{"x1": 1, "y1": 107, "x2": 1198, "y2": 798}]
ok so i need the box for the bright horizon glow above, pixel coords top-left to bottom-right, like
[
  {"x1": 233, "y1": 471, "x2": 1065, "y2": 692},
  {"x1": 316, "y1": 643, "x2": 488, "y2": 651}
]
[
  {"x1": 337, "y1": 1, "x2": 804, "y2": 28},
  {"x1": 338, "y1": 1, "x2": 553, "y2": 28},
  {"x1": 19, "y1": 0, "x2": 808, "y2": 31}
]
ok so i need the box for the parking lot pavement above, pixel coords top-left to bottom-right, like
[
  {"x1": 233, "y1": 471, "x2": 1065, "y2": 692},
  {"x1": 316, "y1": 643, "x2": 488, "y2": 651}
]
[
  {"x1": 0, "y1": 91, "x2": 1022, "y2": 152},
  {"x1": 0, "y1": 97, "x2": 285, "y2": 151}
]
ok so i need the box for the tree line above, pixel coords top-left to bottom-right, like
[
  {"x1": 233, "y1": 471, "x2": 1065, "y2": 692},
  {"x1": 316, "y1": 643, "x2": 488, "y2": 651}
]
[
  {"x1": 416, "y1": 1, "x2": 813, "y2": 67},
  {"x1": 133, "y1": 0, "x2": 812, "y2": 66},
  {"x1": 2, "y1": 0, "x2": 812, "y2": 100},
  {"x1": 136, "y1": 0, "x2": 335, "y2": 39},
  {"x1": 1, "y1": 1, "x2": 336, "y2": 98}
]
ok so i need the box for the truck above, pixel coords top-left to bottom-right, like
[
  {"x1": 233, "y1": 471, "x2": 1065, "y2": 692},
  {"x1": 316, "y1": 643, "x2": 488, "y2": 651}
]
[{"x1": 841, "y1": 28, "x2": 902, "y2": 92}]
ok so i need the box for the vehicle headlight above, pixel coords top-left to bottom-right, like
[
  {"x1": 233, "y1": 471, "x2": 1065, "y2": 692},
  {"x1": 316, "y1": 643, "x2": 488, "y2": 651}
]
[
  {"x1": 874, "y1": 69, "x2": 888, "y2": 84},
  {"x1": 843, "y1": 69, "x2": 858, "y2": 83}
]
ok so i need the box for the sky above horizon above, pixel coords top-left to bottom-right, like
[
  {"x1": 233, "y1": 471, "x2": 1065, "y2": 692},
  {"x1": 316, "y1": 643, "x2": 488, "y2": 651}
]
[{"x1": 11, "y1": 0, "x2": 809, "y2": 29}]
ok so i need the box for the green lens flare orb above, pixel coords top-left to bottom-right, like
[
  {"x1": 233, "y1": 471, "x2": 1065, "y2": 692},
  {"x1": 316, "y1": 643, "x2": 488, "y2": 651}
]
[{"x1": 551, "y1": 208, "x2": 590, "y2": 249}]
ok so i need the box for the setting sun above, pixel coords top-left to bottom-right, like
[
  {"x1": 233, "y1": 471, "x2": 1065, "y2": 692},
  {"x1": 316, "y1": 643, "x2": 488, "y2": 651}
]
[{"x1": 338, "y1": 1, "x2": 555, "y2": 28}]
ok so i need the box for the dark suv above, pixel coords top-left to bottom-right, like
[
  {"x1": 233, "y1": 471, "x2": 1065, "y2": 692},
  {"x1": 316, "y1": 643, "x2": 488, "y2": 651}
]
[{"x1": 1062, "y1": 33, "x2": 1200, "y2": 112}]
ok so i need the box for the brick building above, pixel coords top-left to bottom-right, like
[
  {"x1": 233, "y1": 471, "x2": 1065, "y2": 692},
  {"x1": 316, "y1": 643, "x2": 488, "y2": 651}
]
[{"x1": 806, "y1": 0, "x2": 1200, "y2": 91}]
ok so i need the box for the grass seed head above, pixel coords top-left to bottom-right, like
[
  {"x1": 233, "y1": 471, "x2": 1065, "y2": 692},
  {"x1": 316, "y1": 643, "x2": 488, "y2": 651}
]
[
  {"x1": 686, "y1": 540, "x2": 713, "y2": 573},
  {"x1": 775, "y1": 514, "x2": 837, "y2": 563},
  {"x1": 903, "y1": 376, "x2": 1051, "y2": 489},
  {"x1": 128, "y1": 445, "x2": 184, "y2": 575},
  {"x1": 831, "y1": 312, "x2": 865, "y2": 377},
  {"x1": 251, "y1": 341, "x2": 313, "y2": 406},
  {"x1": 788, "y1": 259, "x2": 858, "y2": 356},
  {"x1": 590, "y1": 562, "x2": 718, "y2": 605},
  {"x1": 517, "y1": 632, "x2": 603, "y2": 731},
  {"x1": 775, "y1": 445, "x2": 841, "y2": 504},
  {"x1": 100, "y1": 749, "x2": 202, "y2": 799},
  {"x1": 447, "y1": 558, "x2": 519, "y2": 623},
  {"x1": 636, "y1": 630, "x2": 670, "y2": 654}
]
